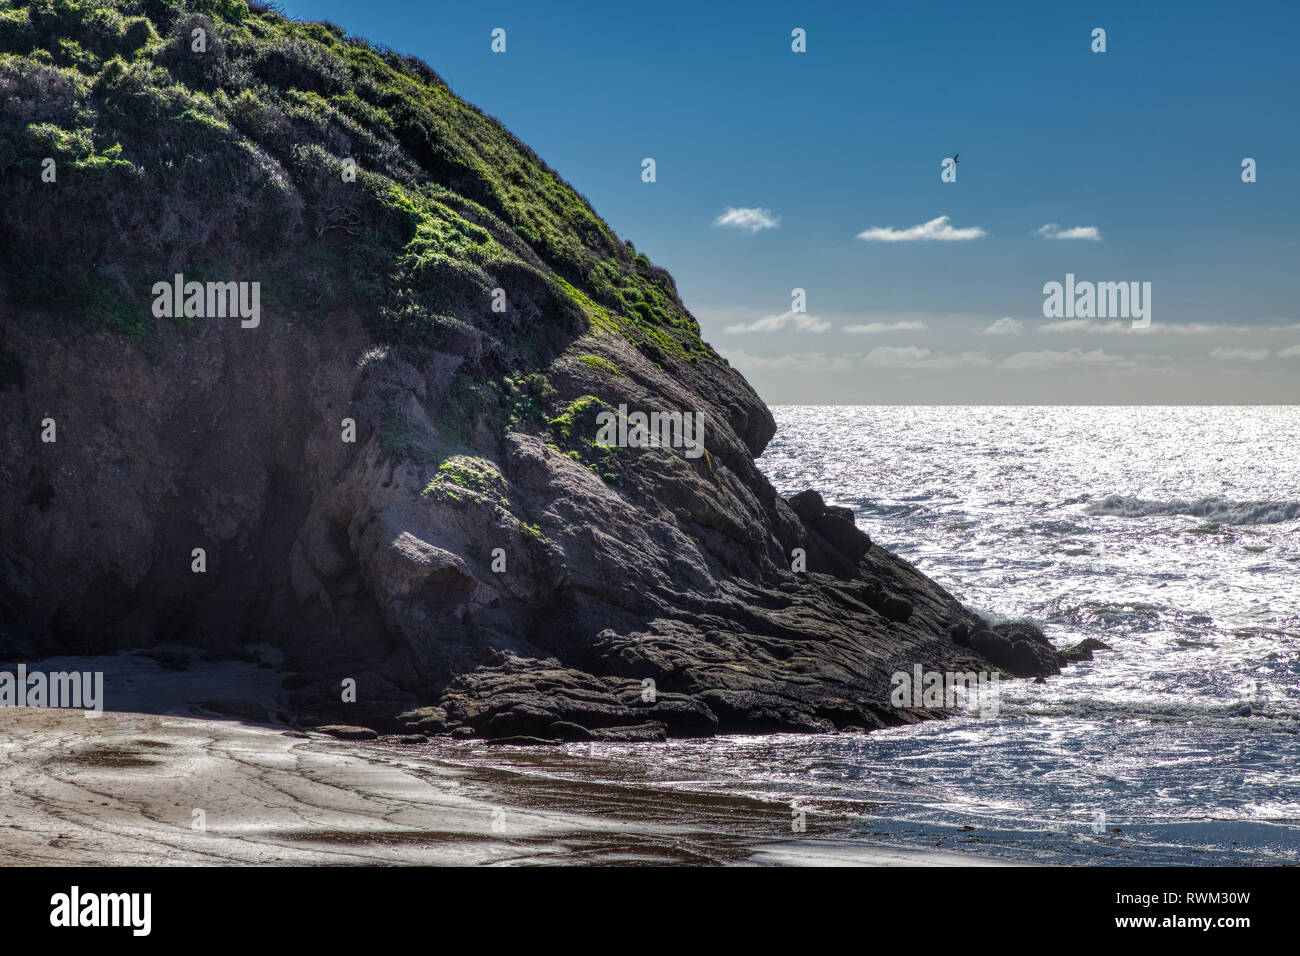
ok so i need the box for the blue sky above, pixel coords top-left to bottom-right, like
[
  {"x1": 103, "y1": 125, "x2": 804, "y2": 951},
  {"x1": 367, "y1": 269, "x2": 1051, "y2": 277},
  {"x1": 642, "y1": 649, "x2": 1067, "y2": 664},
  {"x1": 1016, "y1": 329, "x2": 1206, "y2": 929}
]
[{"x1": 278, "y1": 0, "x2": 1300, "y2": 403}]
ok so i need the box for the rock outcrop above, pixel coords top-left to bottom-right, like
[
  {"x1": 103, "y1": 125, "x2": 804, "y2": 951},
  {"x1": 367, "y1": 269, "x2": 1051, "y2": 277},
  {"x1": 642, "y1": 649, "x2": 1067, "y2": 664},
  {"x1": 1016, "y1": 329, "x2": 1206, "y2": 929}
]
[{"x1": 1, "y1": 0, "x2": 1064, "y2": 740}]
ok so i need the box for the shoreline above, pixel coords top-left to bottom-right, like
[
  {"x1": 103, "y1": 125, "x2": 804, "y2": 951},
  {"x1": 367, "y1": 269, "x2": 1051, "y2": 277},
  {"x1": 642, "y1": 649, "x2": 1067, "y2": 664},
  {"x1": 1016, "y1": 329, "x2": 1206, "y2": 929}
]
[
  {"x1": 0, "y1": 653, "x2": 1015, "y2": 866},
  {"x1": 0, "y1": 706, "x2": 1013, "y2": 867}
]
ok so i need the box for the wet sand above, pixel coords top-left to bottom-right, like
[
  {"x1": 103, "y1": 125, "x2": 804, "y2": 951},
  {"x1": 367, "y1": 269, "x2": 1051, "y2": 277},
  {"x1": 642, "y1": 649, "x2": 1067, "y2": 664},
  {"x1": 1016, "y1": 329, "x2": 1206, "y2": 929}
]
[{"x1": 0, "y1": 653, "x2": 1012, "y2": 866}]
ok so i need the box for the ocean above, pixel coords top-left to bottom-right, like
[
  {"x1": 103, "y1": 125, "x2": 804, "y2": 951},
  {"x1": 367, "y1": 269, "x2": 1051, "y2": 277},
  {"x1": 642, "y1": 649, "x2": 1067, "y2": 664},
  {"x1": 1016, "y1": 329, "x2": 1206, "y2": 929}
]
[{"x1": 430, "y1": 406, "x2": 1300, "y2": 865}]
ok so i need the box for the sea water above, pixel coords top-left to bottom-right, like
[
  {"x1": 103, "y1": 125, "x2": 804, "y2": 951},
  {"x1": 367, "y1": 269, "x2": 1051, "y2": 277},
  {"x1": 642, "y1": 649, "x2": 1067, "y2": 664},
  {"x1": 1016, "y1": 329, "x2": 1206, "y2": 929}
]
[{"x1": 448, "y1": 406, "x2": 1300, "y2": 865}]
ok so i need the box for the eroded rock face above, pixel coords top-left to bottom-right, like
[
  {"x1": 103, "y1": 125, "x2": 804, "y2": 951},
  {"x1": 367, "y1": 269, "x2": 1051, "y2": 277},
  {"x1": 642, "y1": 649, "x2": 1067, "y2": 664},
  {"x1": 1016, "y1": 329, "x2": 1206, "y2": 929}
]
[
  {"x1": 0, "y1": 0, "x2": 1064, "y2": 741},
  {"x1": 0, "y1": 306, "x2": 1060, "y2": 737}
]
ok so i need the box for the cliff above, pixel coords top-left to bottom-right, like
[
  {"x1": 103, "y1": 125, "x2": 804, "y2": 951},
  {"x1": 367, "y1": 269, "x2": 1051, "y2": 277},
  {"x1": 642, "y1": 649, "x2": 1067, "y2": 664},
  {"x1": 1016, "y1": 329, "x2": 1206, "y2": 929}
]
[{"x1": 0, "y1": 0, "x2": 1061, "y2": 739}]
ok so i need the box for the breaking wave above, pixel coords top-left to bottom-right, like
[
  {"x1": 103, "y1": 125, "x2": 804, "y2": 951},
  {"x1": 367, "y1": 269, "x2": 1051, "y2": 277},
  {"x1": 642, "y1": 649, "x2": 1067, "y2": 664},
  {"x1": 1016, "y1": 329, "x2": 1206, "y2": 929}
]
[{"x1": 1085, "y1": 494, "x2": 1300, "y2": 525}]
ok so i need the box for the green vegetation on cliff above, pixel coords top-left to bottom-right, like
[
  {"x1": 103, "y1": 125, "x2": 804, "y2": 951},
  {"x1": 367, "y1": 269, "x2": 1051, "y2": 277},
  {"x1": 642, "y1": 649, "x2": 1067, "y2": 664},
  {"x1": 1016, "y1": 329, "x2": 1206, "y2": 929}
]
[{"x1": 0, "y1": 0, "x2": 712, "y2": 373}]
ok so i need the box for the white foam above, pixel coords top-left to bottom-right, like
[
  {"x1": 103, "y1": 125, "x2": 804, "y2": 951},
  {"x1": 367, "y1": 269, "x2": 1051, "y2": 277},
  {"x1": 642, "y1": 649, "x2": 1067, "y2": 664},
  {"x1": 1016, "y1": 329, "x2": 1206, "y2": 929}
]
[{"x1": 1085, "y1": 494, "x2": 1300, "y2": 525}]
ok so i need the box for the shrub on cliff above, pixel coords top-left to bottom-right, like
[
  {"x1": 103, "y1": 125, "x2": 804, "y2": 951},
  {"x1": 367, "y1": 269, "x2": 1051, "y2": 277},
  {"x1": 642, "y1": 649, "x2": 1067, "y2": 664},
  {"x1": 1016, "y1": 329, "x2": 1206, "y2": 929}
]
[{"x1": 0, "y1": 0, "x2": 710, "y2": 382}]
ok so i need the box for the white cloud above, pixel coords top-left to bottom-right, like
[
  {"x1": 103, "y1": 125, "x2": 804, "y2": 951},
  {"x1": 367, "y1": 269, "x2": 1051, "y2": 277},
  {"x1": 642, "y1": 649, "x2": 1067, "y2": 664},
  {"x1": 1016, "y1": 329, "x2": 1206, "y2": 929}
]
[
  {"x1": 723, "y1": 350, "x2": 857, "y2": 371},
  {"x1": 856, "y1": 215, "x2": 985, "y2": 242},
  {"x1": 984, "y1": 316, "x2": 1024, "y2": 335},
  {"x1": 1001, "y1": 348, "x2": 1136, "y2": 370},
  {"x1": 862, "y1": 346, "x2": 991, "y2": 369},
  {"x1": 842, "y1": 320, "x2": 928, "y2": 333},
  {"x1": 1038, "y1": 319, "x2": 1133, "y2": 334},
  {"x1": 713, "y1": 207, "x2": 780, "y2": 233},
  {"x1": 1037, "y1": 223, "x2": 1102, "y2": 241},
  {"x1": 723, "y1": 310, "x2": 829, "y2": 334},
  {"x1": 1155, "y1": 323, "x2": 1238, "y2": 335},
  {"x1": 1038, "y1": 320, "x2": 1240, "y2": 335},
  {"x1": 1210, "y1": 347, "x2": 1270, "y2": 361},
  {"x1": 1279, "y1": 345, "x2": 1300, "y2": 358}
]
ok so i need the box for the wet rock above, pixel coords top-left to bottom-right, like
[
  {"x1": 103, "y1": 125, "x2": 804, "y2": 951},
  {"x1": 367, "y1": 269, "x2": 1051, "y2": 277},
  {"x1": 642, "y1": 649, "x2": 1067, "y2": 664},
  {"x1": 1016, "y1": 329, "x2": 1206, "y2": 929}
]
[
  {"x1": 968, "y1": 626, "x2": 1059, "y2": 677},
  {"x1": 969, "y1": 627, "x2": 1011, "y2": 660},
  {"x1": 483, "y1": 704, "x2": 559, "y2": 740},
  {"x1": 590, "y1": 722, "x2": 668, "y2": 743},
  {"x1": 994, "y1": 621, "x2": 1054, "y2": 649},
  {"x1": 698, "y1": 690, "x2": 835, "y2": 734},
  {"x1": 315, "y1": 725, "x2": 379, "y2": 741},
  {"x1": 1006, "y1": 637, "x2": 1060, "y2": 677},
  {"x1": 1062, "y1": 637, "x2": 1112, "y2": 663},
  {"x1": 548, "y1": 721, "x2": 594, "y2": 742},
  {"x1": 398, "y1": 706, "x2": 450, "y2": 735},
  {"x1": 483, "y1": 735, "x2": 562, "y2": 746},
  {"x1": 644, "y1": 699, "x2": 719, "y2": 737}
]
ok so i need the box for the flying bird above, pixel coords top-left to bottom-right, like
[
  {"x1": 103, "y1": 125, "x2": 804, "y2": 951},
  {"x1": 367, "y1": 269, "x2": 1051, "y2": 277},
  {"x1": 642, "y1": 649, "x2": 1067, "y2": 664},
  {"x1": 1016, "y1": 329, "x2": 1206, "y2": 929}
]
[{"x1": 952, "y1": 153, "x2": 959, "y2": 165}]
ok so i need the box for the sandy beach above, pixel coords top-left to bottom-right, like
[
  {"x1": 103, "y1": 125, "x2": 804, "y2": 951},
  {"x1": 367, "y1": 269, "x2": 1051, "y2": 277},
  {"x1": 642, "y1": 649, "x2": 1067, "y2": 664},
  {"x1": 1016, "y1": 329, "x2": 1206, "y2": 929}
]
[{"x1": 0, "y1": 652, "x2": 1011, "y2": 866}]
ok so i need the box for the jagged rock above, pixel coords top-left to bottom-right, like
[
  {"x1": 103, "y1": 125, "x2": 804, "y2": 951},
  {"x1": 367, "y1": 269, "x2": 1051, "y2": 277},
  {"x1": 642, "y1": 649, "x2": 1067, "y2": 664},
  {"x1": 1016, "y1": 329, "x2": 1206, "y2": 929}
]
[
  {"x1": 787, "y1": 493, "x2": 872, "y2": 562},
  {"x1": 787, "y1": 490, "x2": 825, "y2": 522},
  {"x1": 968, "y1": 625, "x2": 1059, "y2": 678},
  {"x1": 644, "y1": 699, "x2": 719, "y2": 737},
  {"x1": 398, "y1": 706, "x2": 451, "y2": 735},
  {"x1": 1007, "y1": 638, "x2": 1060, "y2": 677},
  {"x1": 994, "y1": 621, "x2": 1054, "y2": 649},
  {"x1": 548, "y1": 721, "x2": 594, "y2": 742},
  {"x1": 969, "y1": 628, "x2": 1011, "y2": 660},
  {"x1": 994, "y1": 621, "x2": 1060, "y2": 676},
  {"x1": 812, "y1": 513, "x2": 872, "y2": 561},
  {"x1": 483, "y1": 704, "x2": 560, "y2": 740},
  {"x1": 878, "y1": 594, "x2": 914, "y2": 623},
  {"x1": 697, "y1": 690, "x2": 836, "y2": 734},
  {"x1": 859, "y1": 581, "x2": 911, "y2": 623},
  {"x1": 1062, "y1": 637, "x2": 1113, "y2": 663}
]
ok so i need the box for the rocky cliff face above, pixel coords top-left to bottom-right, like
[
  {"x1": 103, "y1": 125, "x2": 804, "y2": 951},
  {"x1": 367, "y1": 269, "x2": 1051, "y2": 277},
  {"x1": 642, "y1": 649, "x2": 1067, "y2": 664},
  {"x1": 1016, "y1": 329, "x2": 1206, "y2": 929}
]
[{"x1": 0, "y1": 0, "x2": 1060, "y2": 739}]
